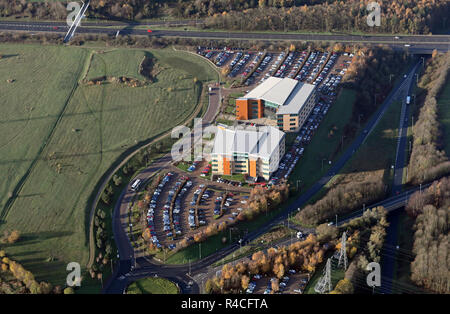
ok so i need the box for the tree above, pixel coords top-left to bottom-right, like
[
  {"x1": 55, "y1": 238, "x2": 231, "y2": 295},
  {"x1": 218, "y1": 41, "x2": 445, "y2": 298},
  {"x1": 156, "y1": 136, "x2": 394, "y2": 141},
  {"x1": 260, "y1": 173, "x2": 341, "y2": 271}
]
[
  {"x1": 273, "y1": 262, "x2": 285, "y2": 279},
  {"x1": 7, "y1": 230, "x2": 20, "y2": 243},
  {"x1": 241, "y1": 275, "x2": 250, "y2": 291},
  {"x1": 333, "y1": 278, "x2": 354, "y2": 294},
  {"x1": 63, "y1": 287, "x2": 75, "y2": 294},
  {"x1": 205, "y1": 278, "x2": 216, "y2": 294},
  {"x1": 112, "y1": 174, "x2": 122, "y2": 186},
  {"x1": 271, "y1": 278, "x2": 279, "y2": 293},
  {"x1": 316, "y1": 223, "x2": 338, "y2": 242},
  {"x1": 101, "y1": 191, "x2": 111, "y2": 205}
]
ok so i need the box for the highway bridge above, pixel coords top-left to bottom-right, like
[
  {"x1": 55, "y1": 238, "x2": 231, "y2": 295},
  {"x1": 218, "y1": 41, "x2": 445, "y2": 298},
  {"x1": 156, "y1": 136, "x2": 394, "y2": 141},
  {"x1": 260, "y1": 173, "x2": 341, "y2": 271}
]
[{"x1": 336, "y1": 182, "x2": 432, "y2": 226}]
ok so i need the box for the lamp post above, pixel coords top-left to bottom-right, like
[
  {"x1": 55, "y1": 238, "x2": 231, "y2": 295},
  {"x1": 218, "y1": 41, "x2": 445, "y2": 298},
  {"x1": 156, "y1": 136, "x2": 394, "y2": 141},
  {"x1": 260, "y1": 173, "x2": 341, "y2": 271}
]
[
  {"x1": 358, "y1": 114, "x2": 364, "y2": 129},
  {"x1": 296, "y1": 179, "x2": 301, "y2": 191}
]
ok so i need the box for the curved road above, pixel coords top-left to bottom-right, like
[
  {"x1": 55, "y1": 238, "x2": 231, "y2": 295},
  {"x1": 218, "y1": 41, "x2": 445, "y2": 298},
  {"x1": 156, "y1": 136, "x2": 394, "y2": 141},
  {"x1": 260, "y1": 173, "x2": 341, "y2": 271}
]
[{"x1": 103, "y1": 61, "x2": 423, "y2": 294}]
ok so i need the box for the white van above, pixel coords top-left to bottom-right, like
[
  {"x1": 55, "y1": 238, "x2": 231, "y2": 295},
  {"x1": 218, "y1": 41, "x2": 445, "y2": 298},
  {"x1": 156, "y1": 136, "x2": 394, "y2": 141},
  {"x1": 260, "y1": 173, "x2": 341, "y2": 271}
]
[{"x1": 131, "y1": 179, "x2": 142, "y2": 191}]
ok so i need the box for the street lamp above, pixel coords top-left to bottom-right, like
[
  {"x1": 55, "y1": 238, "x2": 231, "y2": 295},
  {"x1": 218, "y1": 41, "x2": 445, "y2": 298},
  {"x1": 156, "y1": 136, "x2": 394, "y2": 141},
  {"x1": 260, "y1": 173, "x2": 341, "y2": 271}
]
[
  {"x1": 322, "y1": 158, "x2": 327, "y2": 171},
  {"x1": 358, "y1": 114, "x2": 364, "y2": 129}
]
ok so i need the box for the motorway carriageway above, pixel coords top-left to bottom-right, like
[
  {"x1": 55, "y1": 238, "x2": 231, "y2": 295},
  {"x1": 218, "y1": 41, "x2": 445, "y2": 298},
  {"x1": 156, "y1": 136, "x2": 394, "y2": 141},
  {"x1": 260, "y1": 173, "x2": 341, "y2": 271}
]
[{"x1": 0, "y1": 20, "x2": 449, "y2": 53}]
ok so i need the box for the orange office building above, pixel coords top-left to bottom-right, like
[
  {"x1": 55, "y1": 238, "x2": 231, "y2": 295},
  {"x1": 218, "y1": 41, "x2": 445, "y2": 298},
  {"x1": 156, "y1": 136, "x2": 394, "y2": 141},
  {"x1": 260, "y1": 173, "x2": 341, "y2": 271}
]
[
  {"x1": 211, "y1": 125, "x2": 285, "y2": 181},
  {"x1": 236, "y1": 77, "x2": 316, "y2": 133}
]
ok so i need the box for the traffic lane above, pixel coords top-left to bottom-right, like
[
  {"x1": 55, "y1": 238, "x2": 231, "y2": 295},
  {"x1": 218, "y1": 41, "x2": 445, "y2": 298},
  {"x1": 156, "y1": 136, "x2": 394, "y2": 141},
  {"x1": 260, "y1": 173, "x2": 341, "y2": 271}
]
[
  {"x1": 203, "y1": 87, "x2": 220, "y2": 124},
  {"x1": 392, "y1": 63, "x2": 419, "y2": 195},
  {"x1": 131, "y1": 63, "x2": 418, "y2": 271},
  {"x1": 0, "y1": 22, "x2": 449, "y2": 51},
  {"x1": 273, "y1": 63, "x2": 417, "y2": 224},
  {"x1": 0, "y1": 19, "x2": 203, "y2": 28},
  {"x1": 105, "y1": 81, "x2": 222, "y2": 292},
  {"x1": 336, "y1": 181, "x2": 432, "y2": 226},
  {"x1": 107, "y1": 62, "x2": 417, "y2": 294}
]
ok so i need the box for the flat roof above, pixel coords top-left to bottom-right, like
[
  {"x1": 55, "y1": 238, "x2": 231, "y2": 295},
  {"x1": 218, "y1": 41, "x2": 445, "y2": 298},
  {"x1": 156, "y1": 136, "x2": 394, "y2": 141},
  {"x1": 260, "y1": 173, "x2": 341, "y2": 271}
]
[
  {"x1": 276, "y1": 82, "x2": 316, "y2": 115},
  {"x1": 212, "y1": 125, "x2": 285, "y2": 160},
  {"x1": 260, "y1": 78, "x2": 298, "y2": 106},
  {"x1": 239, "y1": 77, "x2": 315, "y2": 114},
  {"x1": 242, "y1": 77, "x2": 283, "y2": 100}
]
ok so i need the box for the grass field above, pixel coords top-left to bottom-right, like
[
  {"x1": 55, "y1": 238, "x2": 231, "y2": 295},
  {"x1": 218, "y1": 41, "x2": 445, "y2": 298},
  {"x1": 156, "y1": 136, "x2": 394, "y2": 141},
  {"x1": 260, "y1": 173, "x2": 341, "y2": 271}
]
[
  {"x1": 127, "y1": 277, "x2": 179, "y2": 294},
  {"x1": 288, "y1": 88, "x2": 356, "y2": 189},
  {"x1": 304, "y1": 259, "x2": 345, "y2": 294},
  {"x1": 391, "y1": 212, "x2": 425, "y2": 294},
  {"x1": 438, "y1": 77, "x2": 450, "y2": 155},
  {"x1": 0, "y1": 44, "x2": 216, "y2": 286},
  {"x1": 340, "y1": 100, "x2": 402, "y2": 178},
  {"x1": 85, "y1": 49, "x2": 148, "y2": 81}
]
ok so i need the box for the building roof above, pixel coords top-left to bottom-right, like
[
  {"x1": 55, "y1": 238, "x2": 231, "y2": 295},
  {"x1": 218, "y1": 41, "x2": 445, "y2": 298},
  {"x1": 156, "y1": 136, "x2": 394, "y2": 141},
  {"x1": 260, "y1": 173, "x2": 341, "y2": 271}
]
[
  {"x1": 260, "y1": 78, "x2": 299, "y2": 106},
  {"x1": 212, "y1": 125, "x2": 285, "y2": 160},
  {"x1": 242, "y1": 76, "x2": 283, "y2": 100},
  {"x1": 276, "y1": 82, "x2": 316, "y2": 115},
  {"x1": 239, "y1": 77, "x2": 315, "y2": 114}
]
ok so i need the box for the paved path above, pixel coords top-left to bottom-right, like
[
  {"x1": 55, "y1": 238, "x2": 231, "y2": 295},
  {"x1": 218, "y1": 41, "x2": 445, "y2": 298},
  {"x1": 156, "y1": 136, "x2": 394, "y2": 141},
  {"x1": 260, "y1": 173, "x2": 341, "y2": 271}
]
[
  {"x1": 103, "y1": 63, "x2": 422, "y2": 294},
  {"x1": 103, "y1": 84, "x2": 221, "y2": 293}
]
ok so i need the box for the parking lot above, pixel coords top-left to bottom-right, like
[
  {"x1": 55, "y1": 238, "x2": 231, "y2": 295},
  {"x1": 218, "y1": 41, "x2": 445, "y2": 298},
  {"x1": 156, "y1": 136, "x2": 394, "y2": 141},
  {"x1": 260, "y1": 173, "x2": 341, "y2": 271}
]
[
  {"x1": 145, "y1": 47, "x2": 355, "y2": 249},
  {"x1": 197, "y1": 48, "x2": 355, "y2": 187},
  {"x1": 247, "y1": 269, "x2": 311, "y2": 294},
  {"x1": 144, "y1": 162, "x2": 251, "y2": 250}
]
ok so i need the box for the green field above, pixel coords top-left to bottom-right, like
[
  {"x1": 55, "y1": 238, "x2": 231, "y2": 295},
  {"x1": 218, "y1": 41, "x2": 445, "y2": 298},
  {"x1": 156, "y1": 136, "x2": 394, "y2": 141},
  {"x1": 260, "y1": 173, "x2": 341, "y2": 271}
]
[
  {"x1": 85, "y1": 49, "x2": 148, "y2": 81},
  {"x1": 438, "y1": 77, "x2": 450, "y2": 155},
  {"x1": 341, "y1": 100, "x2": 402, "y2": 177},
  {"x1": 127, "y1": 277, "x2": 179, "y2": 294},
  {"x1": 289, "y1": 88, "x2": 356, "y2": 188},
  {"x1": 304, "y1": 261, "x2": 345, "y2": 294},
  {"x1": 0, "y1": 44, "x2": 216, "y2": 285}
]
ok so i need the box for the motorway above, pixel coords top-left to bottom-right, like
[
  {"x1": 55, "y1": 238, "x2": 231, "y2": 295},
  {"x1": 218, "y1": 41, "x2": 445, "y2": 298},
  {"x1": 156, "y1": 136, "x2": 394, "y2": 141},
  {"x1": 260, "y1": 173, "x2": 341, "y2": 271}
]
[
  {"x1": 102, "y1": 62, "x2": 423, "y2": 294},
  {"x1": 380, "y1": 61, "x2": 421, "y2": 294},
  {"x1": 0, "y1": 20, "x2": 449, "y2": 53}
]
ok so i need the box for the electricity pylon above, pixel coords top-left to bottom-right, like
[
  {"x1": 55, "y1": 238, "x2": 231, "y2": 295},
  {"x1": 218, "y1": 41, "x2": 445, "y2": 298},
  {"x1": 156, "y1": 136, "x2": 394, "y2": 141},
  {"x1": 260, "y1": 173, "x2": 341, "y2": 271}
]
[
  {"x1": 314, "y1": 258, "x2": 331, "y2": 294},
  {"x1": 338, "y1": 231, "x2": 348, "y2": 270}
]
